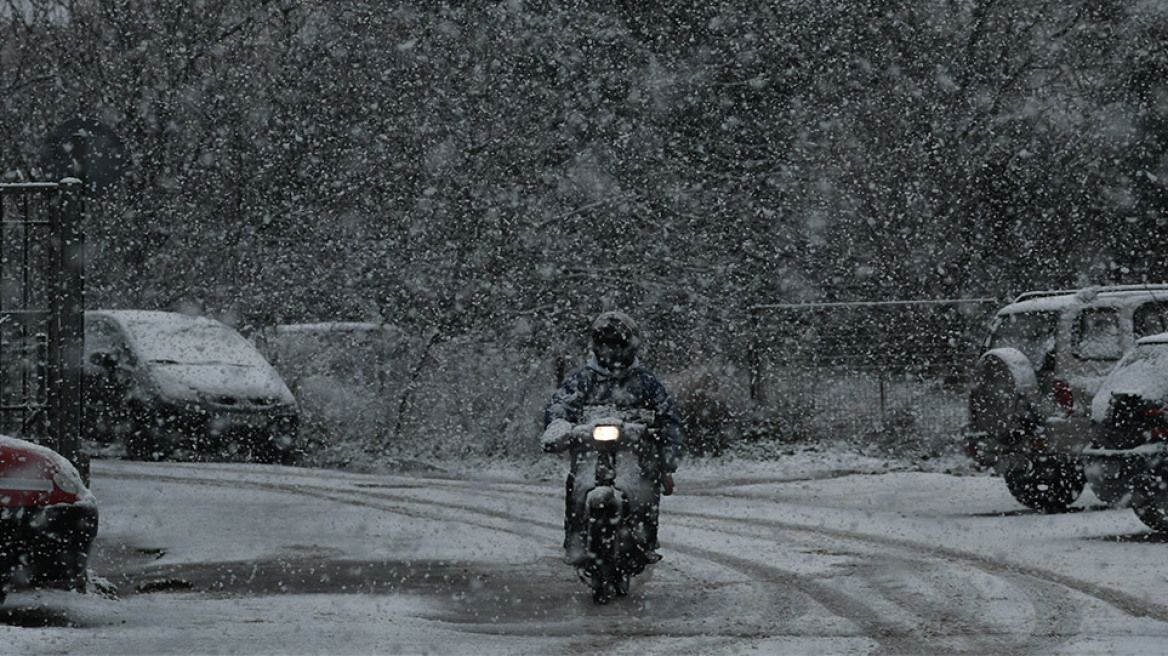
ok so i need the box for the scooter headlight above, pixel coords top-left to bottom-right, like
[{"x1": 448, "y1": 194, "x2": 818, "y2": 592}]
[{"x1": 592, "y1": 425, "x2": 620, "y2": 442}]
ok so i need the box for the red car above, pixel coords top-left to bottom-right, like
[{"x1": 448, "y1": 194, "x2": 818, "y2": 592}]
[{"x1": 0, "y1": 434, "x2": 98, "y2": 605}]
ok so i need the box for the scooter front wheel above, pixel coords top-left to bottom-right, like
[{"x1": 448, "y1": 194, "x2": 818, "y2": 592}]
[
  {"x1": 615, "y1": 571, "x2": 630, "y2": 597},
  {"x1": 591, "y1": 567, "x2": 617, "y2": 605}
]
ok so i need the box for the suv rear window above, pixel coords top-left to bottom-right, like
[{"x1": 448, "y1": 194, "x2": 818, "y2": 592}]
[{"x1": 989, "y1": 311, "x2": 1058, "y2": 367}]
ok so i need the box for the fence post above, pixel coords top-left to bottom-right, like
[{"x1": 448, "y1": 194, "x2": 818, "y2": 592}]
[
  {"x1": 879, "y1": 373, "x2": 886, "y2": 423},
  {"x1": 748, "y1": 306, "x2": 763, "y2": 404}
]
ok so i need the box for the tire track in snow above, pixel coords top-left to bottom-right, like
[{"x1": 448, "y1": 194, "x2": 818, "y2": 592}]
[
  {"x1": 305, "y1": 473, "x2": 1155, "y2": 653},
  {"x1": 100, "y1": 467, "x2": 911, "y2": 650},
  {"x1": 96, "y1": 463, "x2": 1103, "y2": 654},
  {"x1": 296, "y1": 470, "x2": 1168, "y2": 626}
]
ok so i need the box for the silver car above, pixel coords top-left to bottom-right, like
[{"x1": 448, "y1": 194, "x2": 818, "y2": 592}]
[
  {"x1": 1086, "y1": 332, "x2": 1168, "y2": 530},
  {"x1": 83, "y1": 310, "x2": 299, "y2": 463}
]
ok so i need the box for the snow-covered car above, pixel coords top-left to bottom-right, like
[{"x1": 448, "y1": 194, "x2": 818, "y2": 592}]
[
  {"x1": 0, "y1": 434, "x2": 98, "y2": 605},
  {"x1": 964, "y1": 284, "x2": 1168, "y2": 512},
  {"x1": 83, "y1": 310, "x2": 300, "y2": 463},
  {"x1": 1084, "y1": 332, "x2": 1168, "y2": 529}
]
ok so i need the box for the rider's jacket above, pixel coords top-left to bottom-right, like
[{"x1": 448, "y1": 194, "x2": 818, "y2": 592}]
[{"x1": 543, "y1": 356, "x2": 683, "y2": 474}]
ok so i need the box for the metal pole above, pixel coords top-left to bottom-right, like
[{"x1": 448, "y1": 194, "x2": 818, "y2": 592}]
[{"x1": 51, "y1": 179, "x2": 86, "y2": 479}]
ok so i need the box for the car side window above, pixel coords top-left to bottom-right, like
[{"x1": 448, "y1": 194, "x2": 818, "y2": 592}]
[
  {"x1": 1073, "y1": 308, "x2": 1123, "y2": 360},
  {"x1": 1133, "y1": 302, "x2": 1168, "y2": 339}
]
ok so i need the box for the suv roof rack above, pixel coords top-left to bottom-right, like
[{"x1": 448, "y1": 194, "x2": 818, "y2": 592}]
[
  {"x1": 1012, "y1": 284, "x2": 1168, "y2": 304},
  {"x1": 1010, "y1": 288, "x2": 1079, "y2": 303}
]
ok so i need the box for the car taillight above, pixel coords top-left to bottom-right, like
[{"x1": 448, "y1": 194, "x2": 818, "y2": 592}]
[
  {"x1": 52, "y1": 467, "x2": 85, "y2": 497},
  {"x1": 1053, "y1": 378, "x2": 1074, "y2": 415},
  {"x1": 1145, "y1": 407, "x2": 1168, "y2": 441},
  {"x1": 968, "y1": 389, "x2": 985, "y2": 421},
  {"x1": 0, "y1": 454, "x2": 81, "y2": 506}
]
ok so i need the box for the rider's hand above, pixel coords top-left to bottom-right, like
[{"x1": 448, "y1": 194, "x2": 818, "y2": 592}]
[
  {"x1": 540, "y1": 419, "x2": 573, "y2": 453},
  {"x1": 661, "y1": 473, "x2": 674, "y2": 496}
]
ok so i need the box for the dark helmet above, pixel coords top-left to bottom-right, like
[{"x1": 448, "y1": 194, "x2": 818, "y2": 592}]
[{"x1": 591, "y1": 311, "x2": 640, "y2": 372}]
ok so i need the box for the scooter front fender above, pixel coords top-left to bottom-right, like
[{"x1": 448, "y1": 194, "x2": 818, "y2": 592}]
[{"x1": 586, "y1": 486, "x2": 625, "y2": 520}]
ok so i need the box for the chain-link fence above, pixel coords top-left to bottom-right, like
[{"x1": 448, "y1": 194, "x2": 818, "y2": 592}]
[{"x1": 748, "y1": 299, "x2": 999, "y2": 446}]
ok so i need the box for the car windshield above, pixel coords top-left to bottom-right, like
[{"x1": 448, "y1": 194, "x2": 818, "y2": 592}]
[
  {"x1": 122, "y1": 317, "x2": 267, "y2": 367},
  {"x1": 990, "y1": 311, "x2": 1058, "y2": 367}
]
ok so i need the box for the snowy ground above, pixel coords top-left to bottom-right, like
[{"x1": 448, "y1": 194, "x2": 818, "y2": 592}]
[{"x1": 5, "y1": 448, "x2": 1168, "y2": 655}]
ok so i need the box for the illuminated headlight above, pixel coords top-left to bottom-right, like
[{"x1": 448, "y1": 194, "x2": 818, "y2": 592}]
[{"x1": 592, "y1": 425, "x2": 620, "y2": 442}]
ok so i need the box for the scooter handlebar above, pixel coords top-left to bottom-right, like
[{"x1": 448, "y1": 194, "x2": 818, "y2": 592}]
[{"x1": 542, "y1": 410, "x2": 659, "y2": 453}]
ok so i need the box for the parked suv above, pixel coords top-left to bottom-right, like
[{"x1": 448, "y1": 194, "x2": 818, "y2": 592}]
[{"x1": 964, "y1": 285, "x2": 1168, "y2": 512}]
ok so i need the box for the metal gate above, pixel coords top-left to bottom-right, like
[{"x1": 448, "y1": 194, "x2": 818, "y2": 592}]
[{"x1": 0, "y1": 179, "x2": 85, "y2": 471}]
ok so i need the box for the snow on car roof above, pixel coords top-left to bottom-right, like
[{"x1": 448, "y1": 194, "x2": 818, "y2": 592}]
[
  {"x1": 88, "y1": 309, "x2": 221, "y2": 328},
  {"x1": 88, "y1": 309, "x2": 268, "y2": 367},
  {"x1": 0, "y1": 432, "x2": 63, "y2": 458},
  {"x1": 272, "y1": 322, "x2": 391, "y2": 333},
  {"x1": 1001, "y1": 287, "x2": 1168, "y2": 314}
]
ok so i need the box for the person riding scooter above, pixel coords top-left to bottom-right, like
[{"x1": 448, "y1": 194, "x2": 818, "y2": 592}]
[{"x1": 542, "y1": 311, "x2": 684, "y2": 566}]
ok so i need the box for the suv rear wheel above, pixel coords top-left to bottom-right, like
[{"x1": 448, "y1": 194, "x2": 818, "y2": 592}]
[
  {"x1": 1003, "y1": 454, "x2": 1086, "y2": 513},
  {"x1": 1132, "y1": 501, "x2": 1168, "y2": 532}
]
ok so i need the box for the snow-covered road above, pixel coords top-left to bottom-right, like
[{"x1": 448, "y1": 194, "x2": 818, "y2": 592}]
[{"x1": 6, "y1": 455, "x2": 1168, "y2": 655}]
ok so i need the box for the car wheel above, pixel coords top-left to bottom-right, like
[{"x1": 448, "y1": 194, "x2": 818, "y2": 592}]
[
  {"x1": 269, "y1": 446, "x2": 299, "y2": 466},
  {"x1": 969, "y1": 348, "x2": 1040, "y2": 444},
  {"x1": 1003, "y1": 454, "x2": 1086, "y2": 513},
  {"x1": 219, "y1": 439, "x2": 252, "y2": 463},
  {"x1": 1084, "y1": 457, "x2": 1135, "y2": 507},
  {"x1": 0, "y1": 559, "x2": 11, "y2": 606},
  {"x1": 1089, "y1": 477, "x2": 1133, "y2": 507},
  {"x1": 249, "y1": 443, "x2": 294, "y2": 465},
  {"x1": 249, "y1": 430, "x2": 299, "y2": 465},
  {"x1": 1132, "y1": 500, "x2": 1168, "y2": 532},
  {"x1": 123, "y1": 418, "x2": 163, "y2": 461},
  {"x1": 1130, "y1": 471, "x2": 1168, "y2": 532},
  {"x1": 124, "y1": 430, "x2": 155, "y2": 460}
]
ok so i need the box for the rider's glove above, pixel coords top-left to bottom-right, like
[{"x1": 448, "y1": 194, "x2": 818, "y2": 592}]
[
  {"x1": 661, "y1": 473, "x2": 675, "y2": 496},
  {"x1": 540, "y1": 419, "x2": 573, "y2": 453}
]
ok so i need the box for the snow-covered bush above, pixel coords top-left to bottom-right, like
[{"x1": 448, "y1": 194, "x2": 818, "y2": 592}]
[
  {"x1": 666, "y1": 361, "x2": 750, "y2": 457},
  {"x1": 259, "y1": 325, "x2": 555, "y2": 468}
]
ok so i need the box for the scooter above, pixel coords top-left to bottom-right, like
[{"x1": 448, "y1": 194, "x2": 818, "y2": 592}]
[{"x1": 544, "y1": 406, "x2": 661, "y2": 604}]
